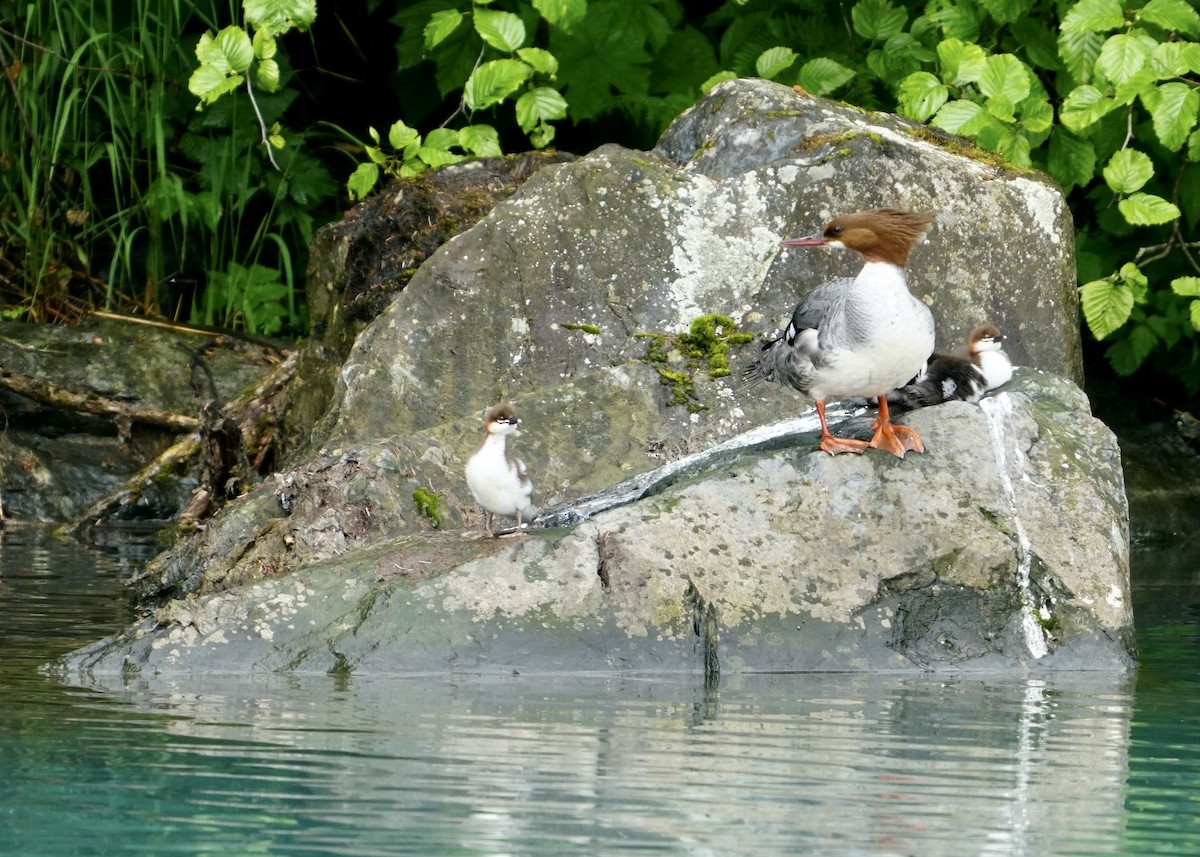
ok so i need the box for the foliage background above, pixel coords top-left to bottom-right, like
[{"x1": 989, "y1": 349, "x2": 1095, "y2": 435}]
[{"x1": 1, "y1": 0, "x2": 1197, "y2": 398}]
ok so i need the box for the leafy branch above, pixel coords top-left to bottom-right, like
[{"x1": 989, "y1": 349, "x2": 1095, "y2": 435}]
[
  {"x1": 345, "y1": 1, "x2": 570, "y2": 200},
  {"x1": 187, "y1": 1, "x2": 314, "y2": 170}
]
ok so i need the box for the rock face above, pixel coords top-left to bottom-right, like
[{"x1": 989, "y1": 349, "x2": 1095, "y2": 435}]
[
  {"x1": 60, "y1": 79, "x2": 1132, "y2": 675},
  {"x1": 58, "y1": 371, "x2": 1133, "y2": 676}
]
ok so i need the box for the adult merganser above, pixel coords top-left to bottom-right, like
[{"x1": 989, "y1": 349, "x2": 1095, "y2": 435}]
[
  {"x1": 745, "y1": 208, "x2": 936, "y2": 457},
  {"x1": 888, "y1": 324, "x2": 1013, "y2": 409},
  {"x1": 465, "y1": 403, "x2": 536, "y2": 536}
]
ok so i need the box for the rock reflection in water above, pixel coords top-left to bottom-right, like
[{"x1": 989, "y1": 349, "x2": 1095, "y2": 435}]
[{"x1": 42, "y1": 670, "x2": 1134, "y2": 856}]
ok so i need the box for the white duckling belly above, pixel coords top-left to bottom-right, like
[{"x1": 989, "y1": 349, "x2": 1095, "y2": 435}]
[{"x1": 466, "y1": 452, "x2": 529, "y2": 516}]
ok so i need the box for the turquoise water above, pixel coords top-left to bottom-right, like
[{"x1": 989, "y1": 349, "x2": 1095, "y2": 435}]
[{"x1": 1, "y1": 528, "x2": 1197, "y2": 856}]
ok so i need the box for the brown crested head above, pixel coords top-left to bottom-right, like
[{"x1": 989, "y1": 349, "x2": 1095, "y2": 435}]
[
  {"x1": 968, "y1": 324, "x2": 1004, "y2": 350},
  {"x1": 483, "y1": 402, "x2": 519, "y2": 428},
  {"x1": 816, "y1": 208, "x2": 933, "y2": 265}
]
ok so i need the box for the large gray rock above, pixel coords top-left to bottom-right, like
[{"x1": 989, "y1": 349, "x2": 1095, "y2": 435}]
[
  {"x1": 64, "y1": 79, "x2": 1130, "y2": 675},
  {"x1": 56, "y1": 371, "x2": 1134, "y2": 676},
  {"x1": 324, "y1": 79, "x2": 1078, "y2": 453}
]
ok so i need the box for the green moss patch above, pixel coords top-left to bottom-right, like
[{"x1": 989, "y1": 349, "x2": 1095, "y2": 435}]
[
  {"x1": 412, "y1": 487, "x2": 443, "y2": 529},
  {"x1": 637, "y1": 314, "x2": 756, "y2": 412}
]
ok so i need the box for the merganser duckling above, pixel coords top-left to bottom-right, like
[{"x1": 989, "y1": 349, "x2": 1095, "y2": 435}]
[
  {"x1": 745, "y1": 208, "x2": 937, "y2": 457},
  {"x1": 465, "y1": 403, "x2": 536, "y2": 536},
  {"x1": 888, "y1": 324, "x2": 1013, "y2": 409}
]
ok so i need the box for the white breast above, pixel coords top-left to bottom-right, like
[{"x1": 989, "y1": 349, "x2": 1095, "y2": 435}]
[
  {"x1": 466, "y1": 438, "x2": 533, "y2": 517},
  {"x1": 977, "y1": 350, "x2": 1013, "y2": 390}
]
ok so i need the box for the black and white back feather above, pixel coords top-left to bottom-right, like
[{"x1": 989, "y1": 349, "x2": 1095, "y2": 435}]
[{"x1": 888, "y1": 324, "x2": 1012, "y2": 409}]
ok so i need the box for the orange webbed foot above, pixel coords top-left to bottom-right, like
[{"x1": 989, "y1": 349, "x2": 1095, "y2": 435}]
[
  {"x1": 818, "y1": 435, "x2": 870, "y2": 456},
  {"x1": 868, "y1": 420, "x2": 924, "y2": 457}
]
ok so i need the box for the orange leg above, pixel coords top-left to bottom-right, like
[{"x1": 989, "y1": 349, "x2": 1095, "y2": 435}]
[
  {"x1": 867, "y1": 395, "x2": 924, "y2": 457},
  {"x1": 816, "y1": 400, "x2": 869, "y2": 455}
]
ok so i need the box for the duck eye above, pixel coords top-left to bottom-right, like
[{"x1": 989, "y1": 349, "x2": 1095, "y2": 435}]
[{"x1": 827, "y1": 225, "x2": 842, "y2": 237}]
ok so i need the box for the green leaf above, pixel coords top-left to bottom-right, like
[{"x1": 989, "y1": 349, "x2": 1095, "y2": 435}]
[
  {"x1": 866, "y1": 37, "x2": 924, "y2": 82},
  {"x1": 932, "y1": 99, "x2": 989, "y2": 135},
  {"x1": 798, "y1": 58, "x2": 855, "y2": 96},
  {"x1": 1081, "y1": 277, "x2": 1135, "y2": 339},
  {"x1": 517, "y1": 47, "x2": 558, "y2": 76},
  {"x1": 463, "y1": 59, "x2": 533, "y2": 110},
  {"x1": 976, "y1": 0, "x2": 1033, "y2": 25},
  {"x1": 1058, "y1": 28, "x2": 1105, "y2": 83},
  {"x1": 516, "y1": 86, "x2": 568, "y2": 132},
  {"x1": 1097, "y1": 33, "x2": 1153, "y2": 86},
  {"x1": 937, "y1": 38, "x2": 987, "y2": 84},
  {"x1": 1010, "y1": 19, "x2": 1060, "y2": 71},
  {"x1": 1047, "y1": 127, "x2": 1097, "y2": 191},
  {"x1": 252, "y1": 29, "x2": 277, "y2": 61},
  {"x1": 928, "y1": 1, "x2": 983, "y2": 41},
  {"x1": 474, "y1": 8, "x2": 526, "y2": 53},
  {"x1": 851, "y1": 0, "x2": 907, "y2": 41},
  {"x1": 1151, "y1": 41, "x2": 1200, "y2": 77},
  {"x1": 756, "y1": 46, "x2": 797, "y2": 80},
  {"x1": 1144, "y1": 81, "x2": 1200, "y2": 151},
  {"x1": 530, "y1": 121, "x2": 556, "y2": 149},
  {"x1": 1113, "y1": 67, "x2": 1158, "y2": 105},
  {"x1": 1191, "y1": 129, "x2": 1200, "y2": 162},
  {"x1": 1103, "y1": 148, "x2": 1155, "y2": 193},
  {"x1": 387, "y1": 120, "x2": 420, "y2": 151},
  {"x1": 1118, "y1": 192, "x2": 1181, "y2": 224},
  {"x1": 1060, "y1": 85, "x2": 1116, "y2": 133},
  {"x1": 1061, "y1": 0, "x2": 1125, "y2": 34},
  {"x1": 244, "y1": 0, "x2": 316, "y2": 36},
  {"x1": 416, "y1": 146, "x2": 462, "y2": 168},
  {"x1": 256, "y1": 58, "x2": 280, "y2": 92},
  {"x1": 424, "y1": 10, "x2": 464, "y2": 50},
  {"x1": 347, "y1": 162, "x2": 380, "y2": 201},
  {"x1": 1172, "y1": 276, "x2": 1200, "y2": 298},
  {"x1": 549, "y1": 1, "x2": 652, "y2": 120},
  {"x1": 700, "y1": 70, "x2": 738, "y2": 93},
  {"x1": 1018, "y1": 96, "x2": 1054, "y2": 133},
  {"x1": 1139, "y1": 0, "x2": 1200, "y2": 37},
  {"x1": 532, "y1": 0, "x2": 588, "y2": 30},
  {"x1": 994, "y1": 127, "x2": 1032, "y2": 165},
  {"x1": 898, "y1": 72, "x2": 949, "y2": 122},
  {"x1": 365, "y1": 144, "x2": 387, "y2": 166},
  {"x1": 1104, "y1": 329, "x2": 1154, "y2": 375},
  {"x1": 196, "y1": 26, "x2": 255, "y2": 75},
  {"x1": 979, "y1": 54, "x2": 1031, "y2": 105},
  {"x1": 188, "y1": 64, "x2": 242, "y2": 105},
  {"x1": 460, "y1": 124, "x2": 503, "y2": 157},
  {"x1": 1190, "y1": 301, "x2": 1200, "y2": 333},
  {"x1": 424, "y1": 128, "x2": 459, "y2": 150},
  {"x1": 1119, "y1": 262, "x2": 1149, "y2": 290}
]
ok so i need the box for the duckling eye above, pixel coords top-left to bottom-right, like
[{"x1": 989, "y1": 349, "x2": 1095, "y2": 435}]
[{"x1": 827, "y1": 225, "x2": 843, "y2": 237}]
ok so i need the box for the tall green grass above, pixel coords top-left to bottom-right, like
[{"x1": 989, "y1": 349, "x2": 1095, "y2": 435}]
[{"x1": 0, "y1": 0, "x2": 331, "y2": 335}]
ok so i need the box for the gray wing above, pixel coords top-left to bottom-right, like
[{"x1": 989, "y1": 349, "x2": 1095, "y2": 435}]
[
  {"x1": 786, "y1": 277, "x2": 853, "y2": 339},
  {"x1": 743, "y1": 333, "x2": 817, "y2": 394}
]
